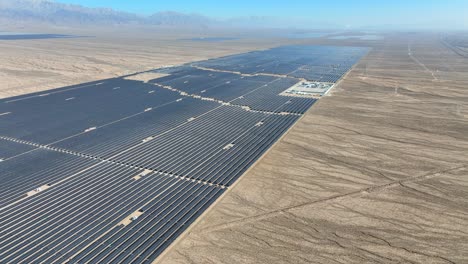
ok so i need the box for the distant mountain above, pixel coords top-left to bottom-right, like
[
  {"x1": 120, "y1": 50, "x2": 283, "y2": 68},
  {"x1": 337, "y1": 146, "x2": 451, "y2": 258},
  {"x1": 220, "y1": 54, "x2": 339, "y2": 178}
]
[
  {"x1": 0, "y1": 0, "x2": 214, "y2": 27},
  {"x1": 0, "y1": 0, "x2": 340, "y2": 29},
  {"x1": 148, "y1": 11, "x2": 213, "y2": 27},
  {"x1": 226, "y1": 16, "x2": 341, "y2": 30},
  {"x1": 0, "y1": 0, "x2": 142, "y2": 25}
]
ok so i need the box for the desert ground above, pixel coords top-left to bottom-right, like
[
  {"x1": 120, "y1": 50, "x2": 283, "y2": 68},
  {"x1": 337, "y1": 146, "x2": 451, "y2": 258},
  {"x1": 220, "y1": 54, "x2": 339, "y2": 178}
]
[
  {"x1": 1, "y1": 29, "x2": 467, "y2": 263},
  {"x1": 156, "y1": 33, "x2": 468, "y2": 263},
  {"x1": 0, "y1": 27, "x2": 293, "y2": 98}
]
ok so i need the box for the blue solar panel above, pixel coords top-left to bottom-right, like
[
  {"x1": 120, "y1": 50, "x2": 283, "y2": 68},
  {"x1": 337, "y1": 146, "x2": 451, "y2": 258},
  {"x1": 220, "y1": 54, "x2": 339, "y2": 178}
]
[{"x1": 0, "y1": 45, "x2": 367, "y2": 263}]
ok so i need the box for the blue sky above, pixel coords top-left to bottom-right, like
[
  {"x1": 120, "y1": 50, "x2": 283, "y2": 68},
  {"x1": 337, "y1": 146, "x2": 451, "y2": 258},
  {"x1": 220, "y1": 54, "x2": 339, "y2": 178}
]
[{"x1": 55, "y1": 0, "x2": 468, "y2": 29}]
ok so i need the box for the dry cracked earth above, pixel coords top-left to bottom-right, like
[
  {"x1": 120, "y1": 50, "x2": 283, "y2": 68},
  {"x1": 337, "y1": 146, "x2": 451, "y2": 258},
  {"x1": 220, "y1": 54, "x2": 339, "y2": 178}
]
[{"x1": 157, "y1": 33, "x2": 468, "y2": 264}]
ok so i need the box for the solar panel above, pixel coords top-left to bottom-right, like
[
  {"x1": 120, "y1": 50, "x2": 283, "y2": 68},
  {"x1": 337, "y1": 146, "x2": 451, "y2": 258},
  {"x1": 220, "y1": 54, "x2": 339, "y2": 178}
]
[{"x1": 0, "y1": 45, "x2": 367, "y2": 263}]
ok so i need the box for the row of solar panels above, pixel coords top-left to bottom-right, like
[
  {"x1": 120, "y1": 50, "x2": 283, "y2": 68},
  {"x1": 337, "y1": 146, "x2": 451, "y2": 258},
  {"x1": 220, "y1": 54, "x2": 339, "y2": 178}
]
[
  {"x1": 149, "y1": 67, "x2": 317, "y2": 113},
  {"x1": 0, "y1": 82, "x2": 305, "y2": 264},
  {"x1": 0, "y1": 79, "x2": 183, "y2": 144},
  {"x1": 0, "y1": 160, "x2": 224, "y2": 263},
  {"x1": 0, "y1": 45, "x2": 367, "y2": 263},
  {"x1": 0, "y1": 105, "x2": 299, "y2": 263},
  {"x1": 0, "y1": 74, "x2": 314, "y2": 147},
  {"x1": 193, "y1": 45, "x2": 369, "y2": 82}
]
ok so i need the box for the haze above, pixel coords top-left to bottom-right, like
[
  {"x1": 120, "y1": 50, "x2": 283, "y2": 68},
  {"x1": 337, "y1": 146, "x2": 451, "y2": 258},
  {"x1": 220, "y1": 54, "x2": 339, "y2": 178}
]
[{"x1": 55, "y1": 0, "x2": 468, "y2": 30}]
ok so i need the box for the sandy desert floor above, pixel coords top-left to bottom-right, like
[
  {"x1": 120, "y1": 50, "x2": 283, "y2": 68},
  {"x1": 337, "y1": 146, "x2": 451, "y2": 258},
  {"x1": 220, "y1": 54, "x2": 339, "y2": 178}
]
[
  {"x1": 0, "y1": 28, "x2": 291, "y2": 99},
  {"x1": 157, "y1": 33, "x2": 468, "y2": 263}
]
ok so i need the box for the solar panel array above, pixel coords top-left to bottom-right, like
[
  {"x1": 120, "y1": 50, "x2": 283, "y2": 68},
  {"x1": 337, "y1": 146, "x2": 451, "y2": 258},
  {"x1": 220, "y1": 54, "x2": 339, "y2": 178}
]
[
  {"x1": 0, "y1": 45, "x2": 367, "y2": 263},
  {"x1": 194, "y1": 45, "x2": 369, "y2": 83}
]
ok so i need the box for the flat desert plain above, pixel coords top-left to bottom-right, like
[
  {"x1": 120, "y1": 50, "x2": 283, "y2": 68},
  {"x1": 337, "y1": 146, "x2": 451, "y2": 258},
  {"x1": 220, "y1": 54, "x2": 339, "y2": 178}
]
[
  {"x1": 0, "y1": 28, "x2": 286, "y2": 98},
  {"x1": 157, "y1": 33, "x2": 468, "y2": 263}
]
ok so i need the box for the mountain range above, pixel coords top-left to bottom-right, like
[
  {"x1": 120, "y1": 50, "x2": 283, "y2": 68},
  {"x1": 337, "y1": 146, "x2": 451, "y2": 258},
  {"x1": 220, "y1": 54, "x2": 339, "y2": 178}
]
[
  {"x1": 0, "y1": 0, "x2": 286, "y2": 27},
  {"x1": 0, "y1": 0, "x2": 342, "y2": 29},
  {"x1": 0, "y1": 0, "x2": 218, "y2": 27}
]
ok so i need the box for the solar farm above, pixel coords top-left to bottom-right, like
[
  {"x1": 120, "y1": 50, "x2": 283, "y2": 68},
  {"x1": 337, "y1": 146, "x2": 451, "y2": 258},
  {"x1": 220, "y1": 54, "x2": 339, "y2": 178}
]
[{"x1": 0, "y1": 45, "x2": 368, "y2": 263}]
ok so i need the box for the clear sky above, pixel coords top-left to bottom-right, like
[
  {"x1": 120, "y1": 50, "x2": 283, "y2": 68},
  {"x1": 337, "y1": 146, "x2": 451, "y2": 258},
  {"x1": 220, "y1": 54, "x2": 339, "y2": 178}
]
[{"x1": 55, "y1": 0, "x2": 468, "y2": 30}]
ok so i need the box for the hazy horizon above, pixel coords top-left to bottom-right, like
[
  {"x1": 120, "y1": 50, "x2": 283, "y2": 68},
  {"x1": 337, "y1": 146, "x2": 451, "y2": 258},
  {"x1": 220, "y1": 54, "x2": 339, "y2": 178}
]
[{"x1": 52, "y1": 0, "x2": 468, "y2": 30}]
